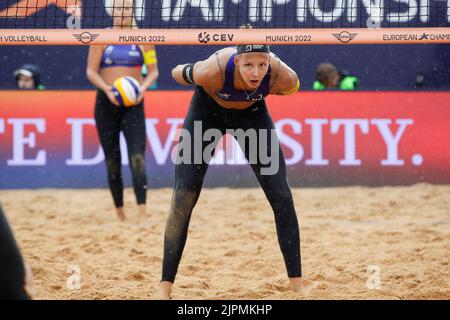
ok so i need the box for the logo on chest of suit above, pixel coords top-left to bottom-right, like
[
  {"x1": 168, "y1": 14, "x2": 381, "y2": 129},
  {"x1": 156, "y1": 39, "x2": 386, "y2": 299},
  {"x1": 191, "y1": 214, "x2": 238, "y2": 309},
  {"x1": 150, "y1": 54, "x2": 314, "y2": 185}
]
[
  {"x1": 129, "y1": 51, "x2": 140, "y2": 57},
  {"x1": 105, "y1": 46, "x2": 114, "y2": 55},
  {"x1": 129, "y1": 45, "x2": 140, "y2": 57},
  {"x1": 250, "y1": 94, "x2": 264, "y2": 102},
  {"x1": 217, "y1": 92, "x2": 231, "y2": 99}
]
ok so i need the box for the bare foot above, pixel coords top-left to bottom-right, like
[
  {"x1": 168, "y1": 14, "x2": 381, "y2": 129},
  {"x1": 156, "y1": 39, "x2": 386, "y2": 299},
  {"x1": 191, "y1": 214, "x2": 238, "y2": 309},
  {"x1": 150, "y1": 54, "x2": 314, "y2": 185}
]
[
  {"x1": 289, "y1": 277, "x2": 306, "y2": 293},
  {"x1": 137, "y1": 205, "x2": 147, "y2": 220},
  {"x1": 116, "y1": 207, "x2": 126, "y2": 221},
  {"x1": 155, "y1": 281, "x2": 173, "y2": 300}
]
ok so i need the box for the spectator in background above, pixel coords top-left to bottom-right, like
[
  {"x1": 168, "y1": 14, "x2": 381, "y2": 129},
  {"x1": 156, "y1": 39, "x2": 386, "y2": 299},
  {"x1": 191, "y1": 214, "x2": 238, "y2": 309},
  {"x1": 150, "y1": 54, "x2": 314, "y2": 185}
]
[
  {"x1": 13, "y1": 64, "x2": 45, "y2": 90},
  {"x1": 313, "y1": 62, "x2": 358, "y2": 90}
]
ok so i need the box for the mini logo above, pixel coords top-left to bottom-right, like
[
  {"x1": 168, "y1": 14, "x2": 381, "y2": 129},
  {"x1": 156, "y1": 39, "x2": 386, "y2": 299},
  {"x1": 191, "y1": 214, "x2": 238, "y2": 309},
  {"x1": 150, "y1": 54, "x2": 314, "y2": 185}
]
[
  {"x1": 198, "y1": 32, "x2": 210, "y2": 44},
  {"x1": 332, "y1": 31, "x2": 358, "y2": 43},
  {"x1": 73, "y1": 32, "x2": 99, "y2": 44},
  {"x1": 419, "y1": 33, "x2": 429, "y2": 40}
]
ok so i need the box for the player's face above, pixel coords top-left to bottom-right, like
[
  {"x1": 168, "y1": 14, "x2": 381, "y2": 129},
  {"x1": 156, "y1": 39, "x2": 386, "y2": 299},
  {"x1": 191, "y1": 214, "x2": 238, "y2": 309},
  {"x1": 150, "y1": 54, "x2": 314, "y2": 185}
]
[
  {"x1": 235, "y1": 53, "x2": 270, "y2": 89},
  {"x1": 112, "y1": 0, "x2": 134, "y2": 28},
  {"x1": 17, "y1": 75, "x2": 35, "y2": 89}
]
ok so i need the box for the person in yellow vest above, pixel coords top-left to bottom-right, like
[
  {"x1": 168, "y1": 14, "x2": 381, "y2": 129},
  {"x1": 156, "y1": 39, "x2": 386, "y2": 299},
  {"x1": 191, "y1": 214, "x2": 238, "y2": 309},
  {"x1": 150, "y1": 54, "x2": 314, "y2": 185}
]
[{"x1": 313, "y1": 63, "x2": 358, "y2": 90}]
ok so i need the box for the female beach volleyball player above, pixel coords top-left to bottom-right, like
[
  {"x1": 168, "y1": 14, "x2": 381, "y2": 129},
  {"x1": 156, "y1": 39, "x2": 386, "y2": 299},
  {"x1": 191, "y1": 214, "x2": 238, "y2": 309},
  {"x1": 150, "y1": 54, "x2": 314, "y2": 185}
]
[
  {"x1": 86, "y1": 0, "x2": 159, "y2": 221},
  {"x1": 158, "y1": 44, "x2": 302, "y2": 299}
]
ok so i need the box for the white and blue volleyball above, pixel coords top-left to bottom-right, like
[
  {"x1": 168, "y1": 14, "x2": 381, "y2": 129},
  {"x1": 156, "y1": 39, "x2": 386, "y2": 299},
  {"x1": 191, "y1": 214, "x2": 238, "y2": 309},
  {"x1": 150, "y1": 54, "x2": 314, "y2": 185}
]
[{"x1": 112, "y1": 76, "x2": 141, "y2": 107}]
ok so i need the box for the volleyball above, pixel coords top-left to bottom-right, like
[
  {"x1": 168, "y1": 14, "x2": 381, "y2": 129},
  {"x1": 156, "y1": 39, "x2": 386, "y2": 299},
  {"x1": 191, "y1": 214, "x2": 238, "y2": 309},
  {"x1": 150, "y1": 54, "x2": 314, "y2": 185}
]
[{"x1": 112, "y1": 76, "x2": 141, "y2": 107}]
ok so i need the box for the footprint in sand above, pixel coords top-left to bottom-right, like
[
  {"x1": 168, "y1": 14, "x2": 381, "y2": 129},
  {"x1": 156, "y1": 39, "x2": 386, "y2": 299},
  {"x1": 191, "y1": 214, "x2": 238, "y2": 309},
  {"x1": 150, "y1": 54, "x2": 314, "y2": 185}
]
[{"x1": 125, "y1": 272, "x2": 145, "y2": 281}]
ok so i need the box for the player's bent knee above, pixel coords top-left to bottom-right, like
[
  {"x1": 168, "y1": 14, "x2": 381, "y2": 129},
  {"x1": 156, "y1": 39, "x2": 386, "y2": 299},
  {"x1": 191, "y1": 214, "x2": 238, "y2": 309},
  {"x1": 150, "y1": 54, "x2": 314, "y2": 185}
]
[
  {"x1": 171, "y1": 189, "x2": 199, "y2": 218},
  {"x1": 130, "y1": 153, "x2": 146, "y2": 175}
]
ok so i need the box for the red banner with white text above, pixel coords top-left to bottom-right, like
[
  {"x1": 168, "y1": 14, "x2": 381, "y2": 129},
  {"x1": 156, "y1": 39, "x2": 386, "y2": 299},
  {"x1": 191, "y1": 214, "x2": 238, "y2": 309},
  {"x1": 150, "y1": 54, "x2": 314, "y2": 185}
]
[{"x1": 0, "y1": 91, "x2": 449, "y2": 188}]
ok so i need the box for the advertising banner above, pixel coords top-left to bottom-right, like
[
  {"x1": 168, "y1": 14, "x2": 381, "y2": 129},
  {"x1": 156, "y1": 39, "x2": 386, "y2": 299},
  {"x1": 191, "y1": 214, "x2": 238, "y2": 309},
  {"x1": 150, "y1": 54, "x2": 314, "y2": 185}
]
[{"x1": 0, "y1": 90, "x2": 449, "y2": 188}]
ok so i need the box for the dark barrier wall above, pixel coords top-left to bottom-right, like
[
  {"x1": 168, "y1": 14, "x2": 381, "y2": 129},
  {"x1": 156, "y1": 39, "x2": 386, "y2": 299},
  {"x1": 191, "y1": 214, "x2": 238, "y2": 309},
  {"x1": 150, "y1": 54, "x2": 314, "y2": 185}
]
[
  {"x1": 1, "y1": 44, "x2": 450, "y2": 91},
  {"x1": 1, "y1": 90, "x2": 449, "y2": 189}
]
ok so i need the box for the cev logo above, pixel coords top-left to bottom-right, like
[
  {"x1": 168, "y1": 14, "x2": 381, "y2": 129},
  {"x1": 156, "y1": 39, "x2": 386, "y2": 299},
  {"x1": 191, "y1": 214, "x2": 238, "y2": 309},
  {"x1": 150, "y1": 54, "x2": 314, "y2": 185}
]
[{"x1": 198, "y1": 32, "x2": 210, "y2": 44}]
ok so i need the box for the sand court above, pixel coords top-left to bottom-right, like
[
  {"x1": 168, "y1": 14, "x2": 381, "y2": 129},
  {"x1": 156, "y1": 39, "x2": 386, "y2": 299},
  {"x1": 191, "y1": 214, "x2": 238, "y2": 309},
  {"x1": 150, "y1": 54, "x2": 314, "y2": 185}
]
[{"x1": 0, "y1": 184, "x2": 448, "y2": 299}]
